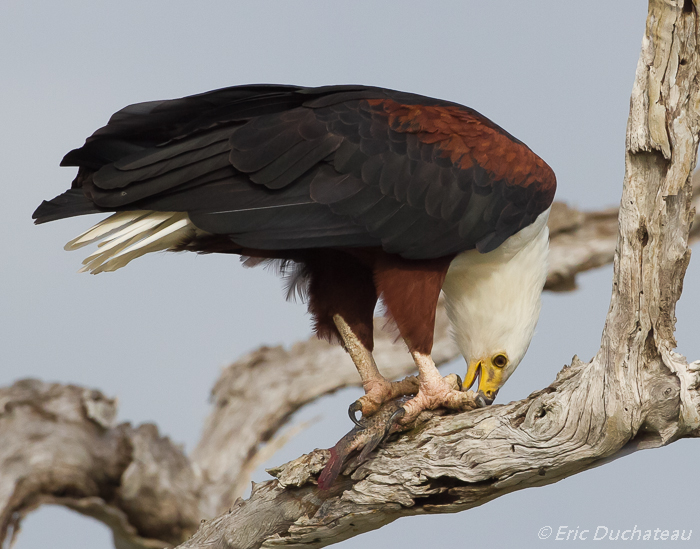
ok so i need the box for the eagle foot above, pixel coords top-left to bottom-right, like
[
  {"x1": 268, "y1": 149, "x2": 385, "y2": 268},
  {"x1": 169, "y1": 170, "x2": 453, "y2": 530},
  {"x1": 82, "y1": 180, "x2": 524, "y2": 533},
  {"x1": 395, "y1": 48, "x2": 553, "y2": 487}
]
[
  {"x1": 322, "y1": 376, "x2": 479, "y2": 489},
  {"x1": 348, "y1": 375, "x2": 420, "y2": 425},
  {"x1": 397, "y1": 373, "x2": 480, "y2": 424}
]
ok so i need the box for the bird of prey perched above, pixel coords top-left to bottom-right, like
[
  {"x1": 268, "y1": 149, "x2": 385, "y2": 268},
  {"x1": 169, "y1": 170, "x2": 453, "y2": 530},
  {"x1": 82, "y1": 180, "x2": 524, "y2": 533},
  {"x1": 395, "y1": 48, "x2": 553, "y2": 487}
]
[{"x1": 33, "y1": 84, "x2": 556, "y2": 425}]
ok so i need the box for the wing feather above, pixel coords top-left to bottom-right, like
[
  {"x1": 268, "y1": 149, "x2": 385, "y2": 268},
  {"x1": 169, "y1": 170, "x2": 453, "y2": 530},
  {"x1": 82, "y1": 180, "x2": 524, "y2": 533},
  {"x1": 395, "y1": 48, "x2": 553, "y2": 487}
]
[{"x1": 38, "y1": 84, "x2": 556, "y2": 260}]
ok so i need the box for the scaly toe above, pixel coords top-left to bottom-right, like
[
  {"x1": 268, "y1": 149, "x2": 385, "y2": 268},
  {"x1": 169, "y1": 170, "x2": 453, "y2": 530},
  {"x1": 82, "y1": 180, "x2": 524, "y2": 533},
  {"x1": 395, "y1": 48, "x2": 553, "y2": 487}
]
[
  {"x1": 443, "y1": 388, "x2": 479, "y2": 411},
  {"x1": 347, "y1": 376, "x2": 421, "y2": 426},
  {"x1": 399, "y1": 381, "x2": 479, "y2": 424},
  {"x1": 443, "y1": 373, "x2": 463, "y2": 391}
]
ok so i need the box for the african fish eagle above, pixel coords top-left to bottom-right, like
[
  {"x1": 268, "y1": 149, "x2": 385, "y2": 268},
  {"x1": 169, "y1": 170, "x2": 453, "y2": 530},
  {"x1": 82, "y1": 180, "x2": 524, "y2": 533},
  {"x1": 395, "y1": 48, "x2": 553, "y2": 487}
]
[{"x1": 33, "y1": 84, "x2": 556, "y2": 424}]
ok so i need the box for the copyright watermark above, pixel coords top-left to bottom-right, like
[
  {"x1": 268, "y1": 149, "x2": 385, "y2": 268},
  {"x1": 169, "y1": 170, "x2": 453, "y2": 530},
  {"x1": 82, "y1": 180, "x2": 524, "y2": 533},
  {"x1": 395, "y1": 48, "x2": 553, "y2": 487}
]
[{"x1": 537, "y1": 526, "x2": 692, "y2": 542}]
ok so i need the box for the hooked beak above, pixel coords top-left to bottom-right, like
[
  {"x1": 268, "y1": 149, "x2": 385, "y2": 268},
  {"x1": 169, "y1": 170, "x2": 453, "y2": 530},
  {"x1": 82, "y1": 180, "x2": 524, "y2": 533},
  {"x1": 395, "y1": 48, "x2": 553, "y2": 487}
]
[{"x1": 462, "y1": 359, "x2": 503, "y2": 406}]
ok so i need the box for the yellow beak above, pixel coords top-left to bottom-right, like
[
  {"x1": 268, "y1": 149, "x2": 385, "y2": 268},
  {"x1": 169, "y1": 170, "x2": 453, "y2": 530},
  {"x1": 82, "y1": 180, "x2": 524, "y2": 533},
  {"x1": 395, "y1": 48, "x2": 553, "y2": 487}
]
[{"x1": 462, "y1": 358, "x2": 504, "y2": 404}]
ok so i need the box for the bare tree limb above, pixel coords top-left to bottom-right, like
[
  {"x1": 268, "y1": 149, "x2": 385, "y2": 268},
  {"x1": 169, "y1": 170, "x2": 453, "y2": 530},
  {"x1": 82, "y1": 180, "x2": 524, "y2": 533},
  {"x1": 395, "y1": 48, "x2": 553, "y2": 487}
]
[
  {"x1": 2, "y1": 1, "x2": 700, "y2": 548},
  {"x1": 0, "y1": 380, "x2": 202, "y2": 548}
]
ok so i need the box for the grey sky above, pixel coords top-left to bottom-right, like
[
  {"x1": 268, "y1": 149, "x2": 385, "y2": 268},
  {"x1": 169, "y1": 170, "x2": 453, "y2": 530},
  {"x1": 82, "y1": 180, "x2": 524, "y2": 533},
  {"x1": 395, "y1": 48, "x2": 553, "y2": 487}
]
[{"x1": 2, "y1": 1, "x2": 697, "y2": 547}]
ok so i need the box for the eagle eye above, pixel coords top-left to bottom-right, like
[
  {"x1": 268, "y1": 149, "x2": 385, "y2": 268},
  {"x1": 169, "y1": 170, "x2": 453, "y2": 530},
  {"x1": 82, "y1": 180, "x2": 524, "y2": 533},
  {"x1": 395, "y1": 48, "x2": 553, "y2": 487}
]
[{"x1": 492, "y1": 353, "x2": 508, "y2": 368}]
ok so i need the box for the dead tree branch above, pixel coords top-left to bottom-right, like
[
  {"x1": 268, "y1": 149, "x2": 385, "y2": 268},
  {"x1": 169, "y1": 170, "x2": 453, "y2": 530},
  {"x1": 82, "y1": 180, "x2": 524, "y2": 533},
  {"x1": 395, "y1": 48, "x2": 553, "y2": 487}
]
[
  {"x1": 2, "y1": 1, "x2": 700, "y2": 548},
  {"x1": 0, "y1": 380, "x2": 202, "y2": 548}
]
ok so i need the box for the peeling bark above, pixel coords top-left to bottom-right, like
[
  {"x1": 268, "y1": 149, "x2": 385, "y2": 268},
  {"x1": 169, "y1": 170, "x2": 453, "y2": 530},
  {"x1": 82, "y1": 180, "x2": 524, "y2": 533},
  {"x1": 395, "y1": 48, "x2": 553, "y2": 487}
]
[{"x1": 2, "y1": 1, "x2": 700, "y2": 548}]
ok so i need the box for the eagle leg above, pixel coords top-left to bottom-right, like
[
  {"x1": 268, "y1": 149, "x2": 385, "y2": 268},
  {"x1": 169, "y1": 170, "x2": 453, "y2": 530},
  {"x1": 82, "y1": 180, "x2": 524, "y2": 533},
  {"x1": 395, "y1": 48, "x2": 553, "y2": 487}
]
[
  {"x1": 333, "y1": 314, "x2": 419, "y2": 424},
  {"x1": 397, "y1": 351, "x2": 480, "y2": 424}
]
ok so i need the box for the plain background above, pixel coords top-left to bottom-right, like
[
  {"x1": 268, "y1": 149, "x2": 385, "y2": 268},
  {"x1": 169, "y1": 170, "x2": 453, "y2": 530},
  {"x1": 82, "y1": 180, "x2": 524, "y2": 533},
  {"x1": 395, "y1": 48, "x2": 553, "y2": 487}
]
[{"x1": 2, "y1": 1, "x2": 698, "y2": 547}]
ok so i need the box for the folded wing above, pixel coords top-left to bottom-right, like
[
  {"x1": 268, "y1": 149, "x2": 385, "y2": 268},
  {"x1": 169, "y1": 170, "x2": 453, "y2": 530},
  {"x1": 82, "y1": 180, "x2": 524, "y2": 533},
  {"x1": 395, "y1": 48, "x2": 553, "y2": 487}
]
[{"x1": 34, "y1": 85, "x2": 556, "y2": 259}]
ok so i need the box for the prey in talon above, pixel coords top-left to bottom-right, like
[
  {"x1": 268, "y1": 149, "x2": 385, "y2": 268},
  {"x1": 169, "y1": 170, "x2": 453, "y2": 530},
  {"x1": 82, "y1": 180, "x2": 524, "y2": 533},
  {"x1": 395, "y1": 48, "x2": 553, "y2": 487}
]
[
  {"x1": 33, "y1": 85, "x2": 555, "y2": 429},
  {"x1": 318, "y1": 399, "x2": 408, "y2": 490},
  {"x1": 320, "y1": 374, "x2": 482, "y2": 489}
]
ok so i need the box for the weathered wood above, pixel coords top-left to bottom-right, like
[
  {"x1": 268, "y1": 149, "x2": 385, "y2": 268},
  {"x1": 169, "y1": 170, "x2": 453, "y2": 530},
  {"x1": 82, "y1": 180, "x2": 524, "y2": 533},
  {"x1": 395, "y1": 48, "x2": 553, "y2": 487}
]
[
  {"x1": 0, "y1": 380, "x2": 202, "y2": 548},
  {"x1": 2, "y1": 2, "x2": 699, "y2": 548}
]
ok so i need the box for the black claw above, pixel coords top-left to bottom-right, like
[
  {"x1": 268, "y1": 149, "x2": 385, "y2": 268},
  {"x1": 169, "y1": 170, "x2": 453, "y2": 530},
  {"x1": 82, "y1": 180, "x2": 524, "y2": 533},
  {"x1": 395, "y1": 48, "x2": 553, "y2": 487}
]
[
  {"x1": 387, "y1": 406, "x2": 406, "y2": 433},
  {"x1": 348, "y1": 401, "x2": 363, "y2": 427}
]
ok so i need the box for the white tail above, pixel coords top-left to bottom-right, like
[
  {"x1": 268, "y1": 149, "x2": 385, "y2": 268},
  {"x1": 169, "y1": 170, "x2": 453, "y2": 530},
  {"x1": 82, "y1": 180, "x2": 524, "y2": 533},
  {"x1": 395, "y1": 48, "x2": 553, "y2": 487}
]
[{"x1": 66, "y1": 211, "x2": 197, "y2": 274}]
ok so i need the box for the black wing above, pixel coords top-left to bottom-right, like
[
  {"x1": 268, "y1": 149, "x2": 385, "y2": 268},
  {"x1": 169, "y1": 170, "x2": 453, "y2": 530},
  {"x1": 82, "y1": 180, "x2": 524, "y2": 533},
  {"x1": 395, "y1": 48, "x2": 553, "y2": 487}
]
[{"x1": 34, "y1": 84, "x2": 556, "y2": 258}]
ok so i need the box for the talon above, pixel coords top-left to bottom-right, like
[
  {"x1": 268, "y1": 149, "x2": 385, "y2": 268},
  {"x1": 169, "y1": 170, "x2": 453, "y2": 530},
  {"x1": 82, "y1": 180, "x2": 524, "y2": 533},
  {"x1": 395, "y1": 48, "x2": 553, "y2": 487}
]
[
  {"x1": 387, "y1": 406, "x2": 406, "y2": 431},
  {"x1": 348, "y1": 400, "x2": 364, "y2": 426},
  {"x1": 475, "y1": 390, "x2": 494, "y2": 408}
]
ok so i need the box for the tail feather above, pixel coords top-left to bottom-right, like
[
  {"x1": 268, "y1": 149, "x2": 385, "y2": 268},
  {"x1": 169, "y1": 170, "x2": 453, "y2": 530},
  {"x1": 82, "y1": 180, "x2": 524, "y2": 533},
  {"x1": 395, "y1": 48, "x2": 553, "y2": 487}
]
[
  {"x1": 64, "y1": 211, "x2": 151, "y2": 250},
  {"x1": 85, "y1": 218, "x2": 193, "y2": 273},
  {"x1": 83, "y1": 213, "x2": 175, "y2": 254},
  {"x1": 79, "y1": 232, "x2": 146, "y2": 273},
  {"x1": 66, "y1": 211, "x2": 198, "y2": 274}
]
